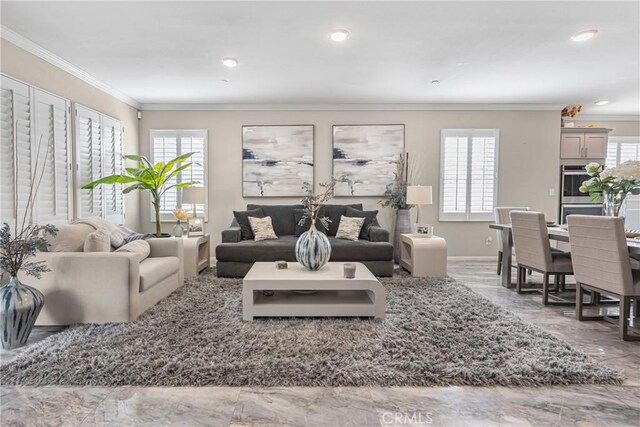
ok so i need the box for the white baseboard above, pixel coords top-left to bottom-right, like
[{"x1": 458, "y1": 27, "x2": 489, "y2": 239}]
[{"x1": 447, "y1": 256, "x2": 498, "y2": 261}]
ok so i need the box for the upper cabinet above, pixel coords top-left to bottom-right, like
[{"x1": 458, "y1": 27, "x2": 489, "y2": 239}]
[{"x1": 560, "y1": 128, "x2": 611, "y2": 159}]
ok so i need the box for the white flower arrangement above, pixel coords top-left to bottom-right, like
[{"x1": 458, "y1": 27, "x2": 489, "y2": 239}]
[{"x1": 580, "y1": 161, "x2": 640, "y2": 216}]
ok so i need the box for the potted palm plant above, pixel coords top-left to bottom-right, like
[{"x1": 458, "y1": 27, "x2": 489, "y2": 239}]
[{"x1": 82, "y1": 153, "x2": 199, "y2": 237}]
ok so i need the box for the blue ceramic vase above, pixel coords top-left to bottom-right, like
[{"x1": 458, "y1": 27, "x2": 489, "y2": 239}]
[
  {"x1": 295, "y1": 223, "x2": 331, "y2": 271},
  {"x1": 1, "y1": 276, "x2": 44, "y2": 349}
]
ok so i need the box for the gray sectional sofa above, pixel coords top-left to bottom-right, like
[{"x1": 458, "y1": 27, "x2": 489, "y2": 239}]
[{"x1": 216, "y1": 204, "x2": 394, "y2": 277}]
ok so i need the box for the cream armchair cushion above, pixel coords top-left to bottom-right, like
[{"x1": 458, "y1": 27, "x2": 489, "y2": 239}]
[{"x1": 115, "y1": 240, "x2": 151, "y2": 262}]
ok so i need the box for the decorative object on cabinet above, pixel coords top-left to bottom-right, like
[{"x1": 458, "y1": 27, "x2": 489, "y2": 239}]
[
  {"x1": 82, "y1": 153, "x2": 199, "y2": 237},
  {"x1": 333, "y1": 124, "x2": 405, "y2": 196},
  {"x1": 187, "y1": 217, "x2": 205, "y2": 237},
  {"x1": 172, "y1": 209, "x2": 189, "y2": 237},
  {"x1": 561, "y1": 104, "x2": 582, "y2": 127},
  {"x1": 560, "y1": 128, "x2": 611, "y2": 159},
  {"x1": 242, "y1": 125, "x2": 314, "y2": 197},
  {"x1": 379, "y1": 153, "x2": 414, "y2": 263}
]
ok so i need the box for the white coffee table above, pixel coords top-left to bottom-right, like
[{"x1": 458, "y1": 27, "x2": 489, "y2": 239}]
[{"x1": 242, "y1": 262, "x2": 386, "y2": 321}]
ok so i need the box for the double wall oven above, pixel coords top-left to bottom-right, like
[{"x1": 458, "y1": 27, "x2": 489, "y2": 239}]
[{"x1": 559, "y1": 165, "x2": 603, "y2": 224}]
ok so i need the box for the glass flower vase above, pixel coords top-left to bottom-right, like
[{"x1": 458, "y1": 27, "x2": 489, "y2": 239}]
[{"x1": 603, "y1": 192, "x2": 628, "y2": 221}]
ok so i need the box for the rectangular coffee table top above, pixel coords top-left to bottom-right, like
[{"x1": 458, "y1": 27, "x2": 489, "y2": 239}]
[{"x1": 244, "y1": 262, "x2": 376, "y2": 283}]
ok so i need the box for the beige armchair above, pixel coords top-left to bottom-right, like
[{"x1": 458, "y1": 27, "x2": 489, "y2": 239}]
[
  {"x1": 510, "y1": 211, "x2": 573, "y2": 304},
  {"x1": 22, "y1": 238, "x2": 184, "y2": 325},
  {"x1": 567, "y1": 215, "x2": 640, "y2": 341}
]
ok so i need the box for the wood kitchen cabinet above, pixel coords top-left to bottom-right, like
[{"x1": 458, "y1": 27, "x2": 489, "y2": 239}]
[{"x1": 560, "y1": 128, "x2": 611, "y2": 159}]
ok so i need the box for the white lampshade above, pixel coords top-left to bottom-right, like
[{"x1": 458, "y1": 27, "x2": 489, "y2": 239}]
[
  {"x1": 182, "y1": 186, "x2": 205, "y2": 204},
  {"x1": 407, "y1": 185, "x2": 433, "y2": 205}
]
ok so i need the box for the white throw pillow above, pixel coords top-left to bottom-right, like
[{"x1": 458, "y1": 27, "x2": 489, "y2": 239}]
[
  {"x1": 115, "y1": 240, "x2": 151, "y2": 262},
  {"x1": 83, "y1": 229, "x2": 112, "y2": 252},
  {"x1": 248, "y1": 216, "x2": 278, "y2": 241},
  {"x1": 336, "y1": 216, "x2": 365, "y2": 241}
]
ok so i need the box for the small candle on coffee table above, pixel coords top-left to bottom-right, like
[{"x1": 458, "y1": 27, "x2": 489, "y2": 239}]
[{"x1": 343, "y1": 263, "x2": 356, "y2": 279}]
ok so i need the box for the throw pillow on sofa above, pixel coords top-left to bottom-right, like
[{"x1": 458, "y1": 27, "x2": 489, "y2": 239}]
[
  {"x1": 335, "y1": 216, "x2": 365, "y2": 241},
  {"x1": 115, "y1": 240, "x2": 151, "y2": 262},
  {"x1": 46, "y1": 223, "x2": 95, "y2": 252},
  {"x1": 293, "y1": 208, "x2": 328, "y2": 236},
  {"x1": 345, "y1": 207, "x2": 379, "y2": 240},
  {"x1": 234, "y1": 208, "x2": 265, "y2": 240},
  {"x1": 83, "y1": 229, "x2": 111, "y2": 252},
  {"x1": 248, "y1": 216, "x2": 278, "y2": 241}
]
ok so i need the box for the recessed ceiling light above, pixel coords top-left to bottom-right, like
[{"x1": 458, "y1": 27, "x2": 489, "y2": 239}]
[
  {"x1": 221, "y1": 57, "x2": 238, "y2": 68},
  {"x1": 594, "y1": 100, "x2": 609, "y2": 106},
  {"x1": 330, "y1": 29, "x2": 350, "y2": 42},
  {"x1": 571, "y1": 29, "x2": 598, "y2": 42},
  {"x1": 431, "y1": 80, "x2": 440, "y2": 85}
]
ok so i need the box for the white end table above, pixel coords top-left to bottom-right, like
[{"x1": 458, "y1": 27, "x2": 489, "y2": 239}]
[
  {"x1": 400, "y1": 234, "x2": 448, "y2": 278},
  {"x1": 242, "y1": 262, "x2": 386, "y2": 321},
  {"x1": 182, "y1": 234, "x2": 210, "y2": 277}
]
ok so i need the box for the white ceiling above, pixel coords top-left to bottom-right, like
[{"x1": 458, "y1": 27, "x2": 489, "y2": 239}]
[{"x1": 1, "y1": 1, "x2": 639, "y2": 114}]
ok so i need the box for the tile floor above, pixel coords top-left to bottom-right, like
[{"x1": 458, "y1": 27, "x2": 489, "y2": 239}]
[{"x1": 1, "y1": 260, "x2": 638, "y2": 426}]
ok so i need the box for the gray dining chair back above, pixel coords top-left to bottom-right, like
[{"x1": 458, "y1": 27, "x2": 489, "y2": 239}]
[
  {"x1": 494, "y1": 207, "x2": 530, "y2": 251},
  {"x1": 567, "y1": 215, "x2": 633, "y2": 295},
  {"x1": 510, "y1": 211, "x2": 552, "y2": 272}
]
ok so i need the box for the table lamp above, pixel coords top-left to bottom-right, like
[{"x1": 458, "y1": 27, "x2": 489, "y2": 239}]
[
  {"x1": 181, "y1": 186, "x2": 205, "y2": 217},
  {"x1": 407, "y1": 185, "x2": 433, "y2": 234}
]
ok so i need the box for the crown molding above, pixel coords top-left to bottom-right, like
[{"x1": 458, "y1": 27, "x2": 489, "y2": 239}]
[
  {"x1": 576, "y1": 114, "x2": 640, "y2": 122},
  {"x1": 140, "y1": 103, "x2": 564, "y2": 111},
  {"x1": 1, "y1": 26, "x2": 141, "y2": 109}
]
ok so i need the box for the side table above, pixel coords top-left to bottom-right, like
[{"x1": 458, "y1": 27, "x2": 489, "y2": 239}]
[
  {"x1": 183, "y1": 234, "x2": 210, "y2": 277},
  {"x1": 400, "y1": 234, "x2": 448, "y2": 278}
]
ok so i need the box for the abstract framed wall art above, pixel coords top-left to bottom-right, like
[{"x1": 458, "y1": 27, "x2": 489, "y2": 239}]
[
  {"x1": 242, "y1": 125, "x2": 314, "y2": 197},
  {"x1": 332, "y1": 124, "x2": 405, "y2": 196}
]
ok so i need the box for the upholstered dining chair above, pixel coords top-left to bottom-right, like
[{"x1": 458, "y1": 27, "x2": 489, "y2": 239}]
[
  {"x1": 510, "y1": 211, "x2": 573, "y2": 304},
  {"x1": 494, "y1": 206, "x2": 530, "y2": 275},
  {"x1": 567, "y1": 215, "x2": 640, "y2": 341}
]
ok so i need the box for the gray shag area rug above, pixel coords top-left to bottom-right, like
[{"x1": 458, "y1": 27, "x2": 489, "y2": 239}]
[{"x1": 1, "y1": 270, "x2": 623, "y2": 387}]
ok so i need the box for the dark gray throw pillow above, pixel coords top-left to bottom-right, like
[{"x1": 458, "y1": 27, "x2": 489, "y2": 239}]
[
  {"x1": 293, "y1": 208, "x2": 327, "y2": 237},
  {"x1": 233, "y1": 208, "x2": 265, "y2": 240},
  {"x1": 345, "y1": 207, "x2": 379, "y2": 240}
]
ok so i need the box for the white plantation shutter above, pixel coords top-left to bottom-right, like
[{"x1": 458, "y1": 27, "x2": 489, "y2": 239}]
[
  {"x1": 440, "y1": 129, "x2": 499, "y2": 221},
  {"x1": 75, "y1": 105, "x2": 103, "y2": 218},
  {"x1": 151, "y1": 129, "x2": 208, "y2": 221},
  {"x1": 75, "y1": 104, "x2": 124, "y2": 223},
  {"x1": 605, "y1": 136, "x2": 640, "y2": 230},
  {"x1": 0, "y1": 76, "x2": 31, "y2": 230},
  {"x1": 102, "y1": 116, "x2": 124, "y2": 224},
  {"x1": 32, "y1": 89, "x2": 71, "y2": 225}
]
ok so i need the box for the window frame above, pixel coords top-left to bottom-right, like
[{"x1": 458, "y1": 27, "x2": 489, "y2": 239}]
[
  {"x1": 150, "y1": 129, "x2": 208, "y2": 222},
  {"x1": 439, "y1": 128, "x2": 499, "y2": 222}
]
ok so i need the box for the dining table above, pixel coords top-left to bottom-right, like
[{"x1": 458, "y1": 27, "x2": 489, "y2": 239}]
[{"x1": 489, "y1": 222, "x2": 640, "y2": 288}]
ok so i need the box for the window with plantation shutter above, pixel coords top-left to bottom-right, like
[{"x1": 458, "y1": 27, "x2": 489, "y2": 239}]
[
  {"x1": 1, "y1": 75, "x2": 72, "y2": 230},
  {"x1": 440, "y1": 129, "x2": 499, "y2": 221},
  {"x1": 605, "y1": 136, "x2": 640, "y2": 230},
  {"x1": 150, "y1": 129, "x2": 208, "y2": 221},
  {"x1": 74, "y1": 104, "x2": 124, "y2": 223}
]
